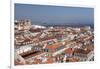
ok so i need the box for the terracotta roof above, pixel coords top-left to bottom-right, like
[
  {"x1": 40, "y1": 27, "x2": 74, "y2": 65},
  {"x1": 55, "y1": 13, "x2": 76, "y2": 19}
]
[
  {"x1": 87, "y1": 45, "x2": 94, "y2": 51},
  {"x1": 74, "y1": 48, "x2": 91, "y2": 54},
  {"x1": 46, "y1": 58, "x2": 53, "y2": 64},
  {"x1": 69, "y1": 58, "x2": 79, "y2": 62},
  {"x1": 46, "y1": 42, "x2": 63, "y2": 50},
  {"x1": 40, "y1": 36, "x2": 55, "y2": 41},
  {"x1": 33, "y1": 58, "x2": 42, "y2": 64},
  {"x1": 64, "y1": 48, "x2": 73, "y2": 54},
  {"x1": 24, "y1": 38, "x2": 31, "y2": 42}
]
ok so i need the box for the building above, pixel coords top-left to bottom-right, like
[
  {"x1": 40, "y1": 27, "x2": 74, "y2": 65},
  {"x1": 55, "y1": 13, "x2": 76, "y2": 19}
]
[
  {"x1": 44, "y1": 42, "x2": 66, "y2": 56},
  {"x1": 15, "y1": 19, "x2": 31, "y2": 31},
  {"x1": 73, "y1": 48, "x2": 93, "y2": 61}
]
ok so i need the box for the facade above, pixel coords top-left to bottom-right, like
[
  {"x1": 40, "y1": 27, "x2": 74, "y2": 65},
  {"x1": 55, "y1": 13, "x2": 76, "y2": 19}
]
[{"x1": 73, "y1": 48, "x2": 93, "y2": 61}]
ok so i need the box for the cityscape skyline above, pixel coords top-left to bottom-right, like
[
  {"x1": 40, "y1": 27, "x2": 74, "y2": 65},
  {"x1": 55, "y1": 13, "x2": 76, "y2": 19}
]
[
  {"x1": 14, "y1": 4, "x2": 94, "y2": 65},
  {"x1": 14, "y1": 19, "x2": 94, "y2": 65}
]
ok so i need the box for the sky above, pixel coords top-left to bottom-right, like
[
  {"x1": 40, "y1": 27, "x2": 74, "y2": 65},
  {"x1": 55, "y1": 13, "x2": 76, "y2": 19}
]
[{"x1": 15, "y1": 3, "x2": 94, "y2": 25}]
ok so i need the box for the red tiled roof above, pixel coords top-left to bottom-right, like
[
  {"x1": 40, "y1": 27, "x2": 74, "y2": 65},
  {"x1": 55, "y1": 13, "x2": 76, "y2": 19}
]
[
  {"x1": 46, "y1": 42, "x2": 63, "y2": 50},
  {"x1": 74, "y1": 48, "x2": 91, "y2": 54},
  {"x1": 64, "y1": 48, "x2": 73, "y2": 54},
  {"x1": 69, "y1": 58, "x2": 79, "y2": 62},
  {"x1": 46, "y1": 58, "x2": 53, "y2": 64}
]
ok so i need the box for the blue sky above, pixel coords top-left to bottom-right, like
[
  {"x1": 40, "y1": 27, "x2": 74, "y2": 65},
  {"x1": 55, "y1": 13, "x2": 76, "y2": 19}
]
[{"x1": 15, "y1": 3, "x2": 94, "y2": 25}]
